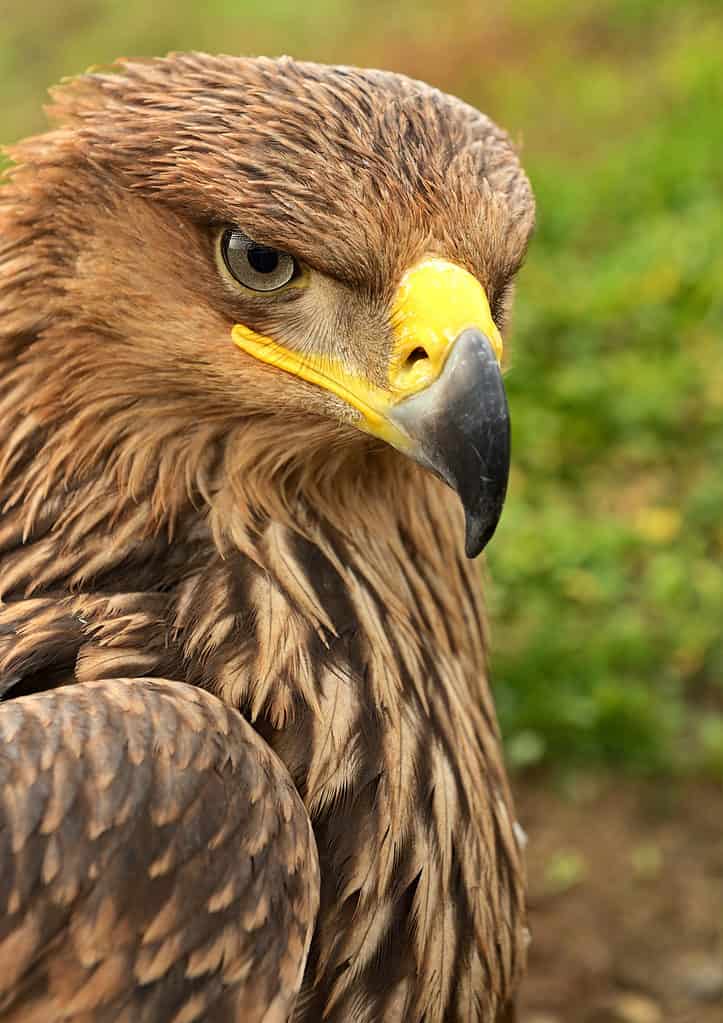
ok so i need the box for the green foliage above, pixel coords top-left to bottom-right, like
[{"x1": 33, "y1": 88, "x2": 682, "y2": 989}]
[
  {"x1": 487, "y1": 4, "x2": 723, "y2": 775},
  {"x1": 1, "y1": 0, "x2": 721, "y2": 775}
]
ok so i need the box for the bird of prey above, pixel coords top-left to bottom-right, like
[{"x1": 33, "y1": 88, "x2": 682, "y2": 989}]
[{"x1": 0, "y1": 54, "x2": 534, "y2": 1023}]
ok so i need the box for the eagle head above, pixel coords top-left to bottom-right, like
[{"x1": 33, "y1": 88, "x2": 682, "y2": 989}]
[{"x1": 2, "y1": 54, "x2": 534, "y2": 556}]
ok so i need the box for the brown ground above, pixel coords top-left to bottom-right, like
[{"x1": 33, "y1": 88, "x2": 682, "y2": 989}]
[{"x1": 514, "y1": 775, "x2": 723, "y2": 1023}]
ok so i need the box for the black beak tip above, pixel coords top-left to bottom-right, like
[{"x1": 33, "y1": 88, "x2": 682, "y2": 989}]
[
  {"x1": 464, "y1": 496, "x2": 505, "y2": 559},
  {"x1": 464, "y1": 515, "x2": 488, "y2": 560},
  {"x1": 464, "y1": 530, "x2": 484, "y2": 560}
]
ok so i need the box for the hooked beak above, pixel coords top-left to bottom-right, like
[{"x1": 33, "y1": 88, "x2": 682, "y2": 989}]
[
  {"x1": 231, "y1": 257, "x2": 511, "y2": 557},
  {"x1": 388, "y1": 327, "x2": 510, "y2": 557}
]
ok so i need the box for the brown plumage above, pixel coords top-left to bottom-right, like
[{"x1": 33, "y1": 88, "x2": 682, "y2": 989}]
[{"x1": 0, "y1": 54, "x2": 535, "y2": 1022}]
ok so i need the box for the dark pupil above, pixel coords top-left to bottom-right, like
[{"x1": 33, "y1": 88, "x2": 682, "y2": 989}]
[{"x1": 247, "y1": 245, "x2": 280, "y2": 274}]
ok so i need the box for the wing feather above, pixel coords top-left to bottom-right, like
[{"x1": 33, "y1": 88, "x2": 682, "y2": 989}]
[{"x1": 0, "y1": 679, "x2": 319, "y2": 1023}]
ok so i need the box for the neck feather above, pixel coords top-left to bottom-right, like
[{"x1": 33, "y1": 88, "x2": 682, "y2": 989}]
[{"x1": 1, "y1": 231, "x2": 525, "y2": 1019}]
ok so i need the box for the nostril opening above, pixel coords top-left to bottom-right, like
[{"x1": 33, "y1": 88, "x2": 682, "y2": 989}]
[{"x1": 405, "y1": 346, "x2": 430, "y2": 367}]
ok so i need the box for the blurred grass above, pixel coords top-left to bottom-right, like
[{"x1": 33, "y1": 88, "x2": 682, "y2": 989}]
[{"x1": 1, "y1": 0, "x2": 721, "y2": 775}]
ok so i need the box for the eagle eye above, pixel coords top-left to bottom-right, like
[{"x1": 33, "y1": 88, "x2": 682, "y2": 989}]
[{"x1": 220, "y1": 229, "x2": 297, "y2": 292}]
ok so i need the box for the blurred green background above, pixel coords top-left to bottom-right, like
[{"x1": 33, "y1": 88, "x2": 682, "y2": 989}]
[{"x1": 2, "y1": 0, "x2": 721, "y2": 776}]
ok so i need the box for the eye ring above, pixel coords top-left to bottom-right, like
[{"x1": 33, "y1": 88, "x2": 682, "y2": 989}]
[{"x1": 219, "y1": 228, "x2": 298, "y2": 292}]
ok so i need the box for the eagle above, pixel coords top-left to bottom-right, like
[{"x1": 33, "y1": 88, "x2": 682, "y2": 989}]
[{"x1": 0, "y1": 54, "x2": 534, "y2": 1023}]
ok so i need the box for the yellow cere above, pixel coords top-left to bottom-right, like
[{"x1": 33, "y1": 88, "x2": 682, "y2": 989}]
[
  {"x1": 388, "y1": 257, "x2": 502, "y2": 396},
  {"x1": 230, "y1": 257, "x2": 502, "y2": 446}
]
